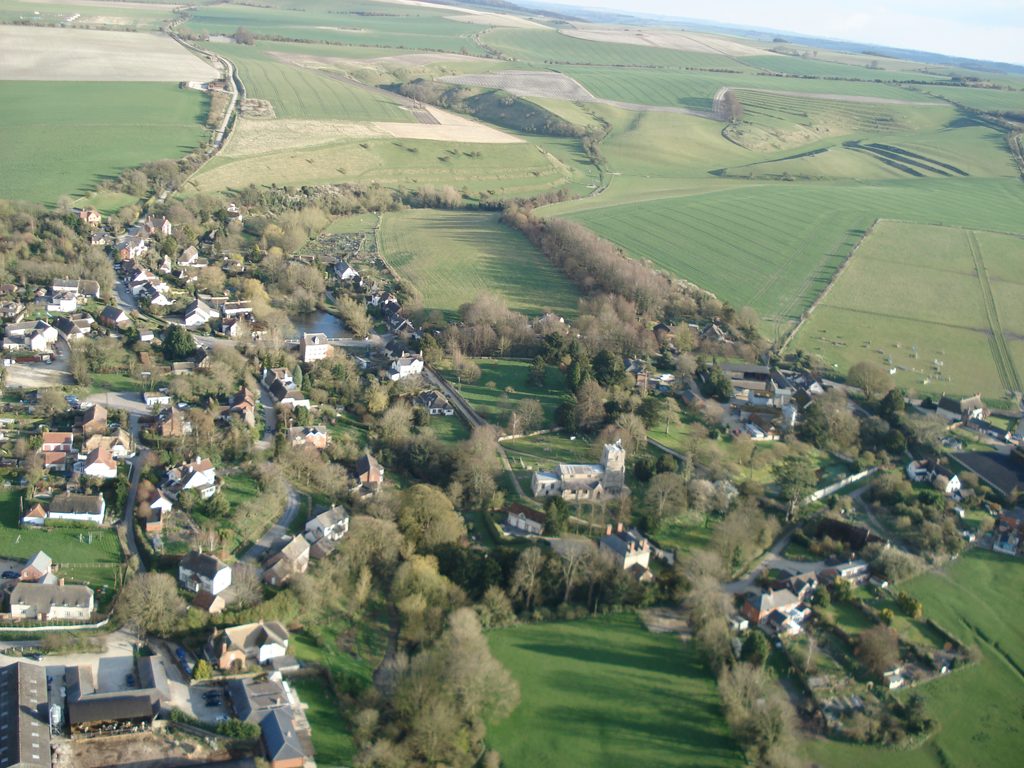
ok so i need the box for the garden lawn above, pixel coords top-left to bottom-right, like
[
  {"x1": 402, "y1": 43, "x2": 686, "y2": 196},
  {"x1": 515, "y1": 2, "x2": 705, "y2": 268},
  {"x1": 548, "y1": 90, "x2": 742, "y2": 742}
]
[
  {"x1": 452, "y1": 359, "x2": 565, "y2": 428},
  {"x1": 381, "y1": 210, "x2": 579, "y2": 321},
  {"x1": 803, "y1": 550, "x2": 1024, "y2": 768},
  {"x1": 487, "y1": 613, "x2": 742, "y2": 767},
  {"x1": 0, "y1": 489, "x2": 123, "y2": 588},
  {"x1": 291, "y1": 677, "x2": 355, "y2": 767}
]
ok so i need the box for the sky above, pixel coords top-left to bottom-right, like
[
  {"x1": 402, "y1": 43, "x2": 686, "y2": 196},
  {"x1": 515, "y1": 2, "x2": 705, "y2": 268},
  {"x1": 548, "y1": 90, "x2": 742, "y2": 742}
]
[{"x1": 547, "y1": 0, "x2": 1024, "y2": 65}]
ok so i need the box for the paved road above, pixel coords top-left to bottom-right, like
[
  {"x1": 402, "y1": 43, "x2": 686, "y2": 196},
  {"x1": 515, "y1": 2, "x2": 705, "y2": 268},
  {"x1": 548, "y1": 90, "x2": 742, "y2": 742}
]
[
  {"x1": 240, "y1": 486, "x2": 302, "y2": 564},
  {"x1": 724, "y1": 532, "x2": 827, "y2": 595},
  {"x1": 121, "y1": 448, "x2": 149, "y2": 571},
  {"x1": 114, "y1": 279, "x2": 138, "y2": 314}
]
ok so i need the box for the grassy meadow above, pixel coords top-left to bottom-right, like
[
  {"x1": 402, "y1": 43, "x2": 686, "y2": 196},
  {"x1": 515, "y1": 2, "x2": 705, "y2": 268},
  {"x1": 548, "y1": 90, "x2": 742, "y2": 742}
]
[
  {"x1": 448, "y1": 359, "x2": 567, "y2": 429},
  {"x1": 0, "y1": 81, "x2": 209, "y2": 203},
  {"x1": 793, "y1": 220, "x2": 1024, "y2": 399},
  {"x1": 487, "y1": 613, "x2": 742, "y2": 767},
  {"x1": 804, "y1": 551, "x2": 1024, "y2": 768},
  {"x1": 380, "y1": 210, "x2": 579, "y2": 320}
]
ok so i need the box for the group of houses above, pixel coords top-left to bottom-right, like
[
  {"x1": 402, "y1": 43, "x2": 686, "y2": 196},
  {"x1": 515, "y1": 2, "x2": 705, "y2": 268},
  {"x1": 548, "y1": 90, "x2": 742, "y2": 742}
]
[{"x1": 2, "y1": 550, "x2": 95, "y2": 622}]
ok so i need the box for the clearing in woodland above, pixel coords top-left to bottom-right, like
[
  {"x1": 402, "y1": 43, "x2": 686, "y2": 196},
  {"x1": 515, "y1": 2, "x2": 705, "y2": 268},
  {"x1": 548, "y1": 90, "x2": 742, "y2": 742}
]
[
  {"x1": 379, "y1": 209, "x2": 579, "y2": 321},
  {"x1": 487, "y1": 613, "x2": 743, "y2": 767},
  {"x1": 792, "y1": 220, "x2": 1024, "y2": 401}
]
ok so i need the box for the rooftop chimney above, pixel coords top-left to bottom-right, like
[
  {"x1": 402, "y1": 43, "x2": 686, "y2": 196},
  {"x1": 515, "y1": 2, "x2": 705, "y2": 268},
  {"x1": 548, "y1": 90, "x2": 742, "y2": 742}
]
[{"x1": 605, "y1": 524, "x2": 613, "y2": 536}]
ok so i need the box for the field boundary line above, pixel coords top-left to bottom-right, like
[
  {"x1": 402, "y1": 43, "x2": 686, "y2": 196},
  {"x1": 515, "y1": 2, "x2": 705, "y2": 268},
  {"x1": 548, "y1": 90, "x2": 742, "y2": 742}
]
[
  {"x1": 967, "y1": 230, "x2": 1021, "y2": 394},
  {"x1": 778, "y1": 218, "x2": 878, "y2": 352}
]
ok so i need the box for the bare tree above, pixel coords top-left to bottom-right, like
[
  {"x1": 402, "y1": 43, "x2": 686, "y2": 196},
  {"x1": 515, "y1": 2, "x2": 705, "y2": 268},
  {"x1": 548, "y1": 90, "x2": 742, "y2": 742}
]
[
  {"x1": 550, "y1": 537, "x2": 597, "y2": 603},
  {"x1": 115, "y1": 573, "x2": 186, "y2": 640},
  {"x1": 509, "y1": 546, "x2": 545, "y2": 611}
]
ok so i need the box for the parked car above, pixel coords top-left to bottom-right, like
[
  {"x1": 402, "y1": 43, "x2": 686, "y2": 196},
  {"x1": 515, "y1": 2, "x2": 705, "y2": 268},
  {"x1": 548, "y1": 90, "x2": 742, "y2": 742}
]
[{"x1": 1, "y1": 571, "x2": 20, "y2": 579}]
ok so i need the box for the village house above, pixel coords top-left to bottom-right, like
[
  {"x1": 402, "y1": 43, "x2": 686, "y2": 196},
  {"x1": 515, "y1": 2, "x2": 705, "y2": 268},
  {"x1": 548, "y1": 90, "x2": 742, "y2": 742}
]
[
  {"x1": 389, "y1": 354, "x2": 424, "y2": 381},
  {"x1": 178, "y1": 551, "x2": 232, "y2": 596},
  {"x1": 354, "y1": 452, "x2": 384, "y2": 494},
  {"x1": 48, "y1": 493, "x2": 105, "y2": 525},
  {"x1": 152, "y1": 406, "x2": 193, "y2": 439},
  {"x1": 76, "y1": 208, "x2": 102, "y2": 227},
  {"x1": 55, "y1": 315, "x2": 95, "y2": 342},
  {"x1": 416, "y1": 390, "x2": 454, "y2": 416},
  {"x1": 599, "y1": 523, "x2": 651, "y2": 571},
  {"x1": 221, "y1": 300, "x2": 253, "y2": 318},
  {"x1": 531, "y1": 440, "x2": 627, "y2": 501},
  {"x1": 184, "y1": 298, "x2": 219, "y2": 327},
  {"x1": 163, "y1": 456, "x2": 218, "y2": 499},
  {"x1": 742, "y1": 588, "x2": 803, "y2": 625},
  {"x1": 299, "y1": 332, "x2": 331, "y2": 364},
  {"x1": 41, "y1": 431, "x2": 75, "y2": 454},
  {"x1": 906, "y1": 459, "x2": 961, "y2": 497},
  {"x1": 78, "y1": 403, "x2": 107, "y2": 437},
  {"x1": 223, "y1": 387, "x2": 257, "y2": 428},
  {"x1": 9, "y1": 581, "x2": 94, "y2": 622},
  {"x1": 178, "y1": 245, "x2": 201, "y2": 266},
  {"x1": 263, "y1": 368, "x2": 310, "y2": 409},
  {"x1": 84, "y1": 429, "x2": 134, "y2": 460},
  {"x1": 263, "y1": 536, "x2": 310, "y2": 587},
  {"x1": 140, "y1": 215, "x2": 173, "y2": 237},
  {"x1": 286, "y1": 425, "x2": 330, "y2": 450},
  {"x1": 335, "y1": 260, "x2": 359, "y2": 281},
  {"x1": 99, "y1": 306, "x2": 130, "y2": 330},
  {"x1": 118, "y1": 235, "x2": 148, "y2": 260},
  {"x1": 4, "y1": 320, "x2": 59, "y2": 352},
  {"x1": 261, "y1": 708, "x2": 308, "y2": 768},
  {"x1": 304, "y1": 505, "x2": 349, "y2": 543},
  {"x1": 0, "y1": 300, "x2": 25, "y2": 322},
  {"x1": 937, "y1": 393, "x2": 989, "y2": 423},
  {"x1": 820, "y1": 559, "x2": 871, "y2": 587},
  {"x1": 19, "y1": 551, "x2": 53, "y2": 582},
  {"x1": 208, "y1": 621, "x2": 290, "y2": 671},
  {"x1": 80, "y1": 447, "x2": 117, "y2": 480},
  {"x1": 504, "y1": 503, "x2": 546, "y2": 536}
]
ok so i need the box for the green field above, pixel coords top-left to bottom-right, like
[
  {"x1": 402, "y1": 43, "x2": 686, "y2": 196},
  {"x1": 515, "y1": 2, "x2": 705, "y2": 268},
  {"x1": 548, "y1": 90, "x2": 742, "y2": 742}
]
[
  {"x1": 380, "y1": 210, "x2": 579, "y2": 320},
  {"x1": 487, "y1": 613, "x2": 742, "y2": 767},
  {"x1": 185, "y1": 0, "x2": 487, "y2": 54},
  {"x1": 793, "y1": 220, "x2": 1024, "y2": 399},
  {"x1": 0, "y1": 81, "x2": 210, "y2": 203},
  {"x1": 207, "y1": 43, "x2": 412, "y2": 121},
  {"x1": 564, "y1": 177, "x2": 1024, "y2": 333},
  {"x1": 0, "y1": 0, "x2": 173, "y2": 30},
  {"x1": 804, "y1": 550, "x2": 1024, "y2": 768}
]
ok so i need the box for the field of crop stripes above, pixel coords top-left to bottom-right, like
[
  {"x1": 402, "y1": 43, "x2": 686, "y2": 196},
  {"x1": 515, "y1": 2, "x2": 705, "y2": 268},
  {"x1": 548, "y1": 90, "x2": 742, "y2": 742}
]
[
  {"x1": 216, "y1": 46, "x2": 409, "y2": 121},
  {"x1": 570, "y1": 188, "x2": 869, "y2": 325}
]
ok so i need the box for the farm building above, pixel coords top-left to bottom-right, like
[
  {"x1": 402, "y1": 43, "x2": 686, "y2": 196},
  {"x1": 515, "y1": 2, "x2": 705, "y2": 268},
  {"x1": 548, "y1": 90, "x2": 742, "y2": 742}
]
[{"x1": 0, "y1": 662, "x2": 50, "y2": 768}]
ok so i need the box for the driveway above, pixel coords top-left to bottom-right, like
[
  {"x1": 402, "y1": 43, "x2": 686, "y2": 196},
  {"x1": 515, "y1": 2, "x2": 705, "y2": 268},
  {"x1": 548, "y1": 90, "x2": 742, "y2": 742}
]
[
  {"x1": 41, "y1": 629, "x2": 138, "y2": 691},
  {"x1": 86, "y1": 391, "x2": 152, "y2": 418},
  {"x1": 150, "y1": 639, "x2": 230, "y2": 723},
  {"x1": 724, "y1": 532, "x2": 827, "y2": 595}
]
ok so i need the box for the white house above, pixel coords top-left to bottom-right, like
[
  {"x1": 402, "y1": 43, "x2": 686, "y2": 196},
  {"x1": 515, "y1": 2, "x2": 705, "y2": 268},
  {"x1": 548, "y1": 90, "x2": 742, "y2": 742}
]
[
  {"x1": 210, "y1": 621, "x2": 288, "y2": 671},
  {"x1": 184, "y1": 299, "x2": 219, "y2": 327},
  {"x1": 389, "y1": 355, "x2": 424, "y2": 381},
  {"x1": 9, "y1": 582, "x2": 94, "y2": 622},
  {"x1": 81, "y1": 447, "x2": 117, "y2": 479},
  {"x1": 46, "y1": 493, "x2": 105, "y2": 525},
  {"x1": 599, "y1": 523, "x2": 651, "y2": 570},
  {"x1": 164, "y1": 457, "x2": 218, "y2": 499},
  {"x1": 304, "y1": 506, "x2": 350, "y2": 543},
  {"x1": 505, "y1": 503, "x2": 546, "y2": 536},
  {"x1": 179, "y1": 551, "x2": 232, "y2": 595},
  {"x1": 300, "y1": 332, "x2": 331, "y2": 364},
  {"x1": 335, "y1": 260, "x2": 359, "y2": 281},
  {"x1": 416, "y1": 390, "x2": 454, "y2": 416}
]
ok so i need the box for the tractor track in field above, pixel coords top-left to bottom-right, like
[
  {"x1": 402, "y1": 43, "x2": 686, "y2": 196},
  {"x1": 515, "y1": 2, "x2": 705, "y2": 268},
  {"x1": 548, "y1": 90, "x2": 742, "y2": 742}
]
[{"x1": 967, "y1": 230, "x2": 1022, "y2": 394}]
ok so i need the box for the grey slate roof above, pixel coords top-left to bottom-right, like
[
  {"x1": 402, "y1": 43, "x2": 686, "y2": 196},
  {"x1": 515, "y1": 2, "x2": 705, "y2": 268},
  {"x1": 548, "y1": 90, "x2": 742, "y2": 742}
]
[
  {"x1": 261, "y1": 708, "x2": 306, "y2": 763},
  {"x1": 0, "y1": 661, "x2": 50, "y2": 768}
]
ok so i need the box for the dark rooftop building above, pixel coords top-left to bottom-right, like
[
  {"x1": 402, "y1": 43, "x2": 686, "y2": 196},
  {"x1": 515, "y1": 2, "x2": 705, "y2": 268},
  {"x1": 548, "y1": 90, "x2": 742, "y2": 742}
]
[
  {"x1": 0, "y1": 661, "x2": 50, "y2": 768},
  {"x1": 260, "y1": 709, "x2": 306, "y2": 768}
]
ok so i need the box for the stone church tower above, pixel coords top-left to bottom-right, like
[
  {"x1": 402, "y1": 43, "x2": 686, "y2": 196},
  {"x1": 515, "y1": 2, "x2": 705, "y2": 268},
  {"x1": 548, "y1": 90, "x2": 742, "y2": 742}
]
[{"x1": 602, "y1": 439, "x2": 626, "y2": 493}]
